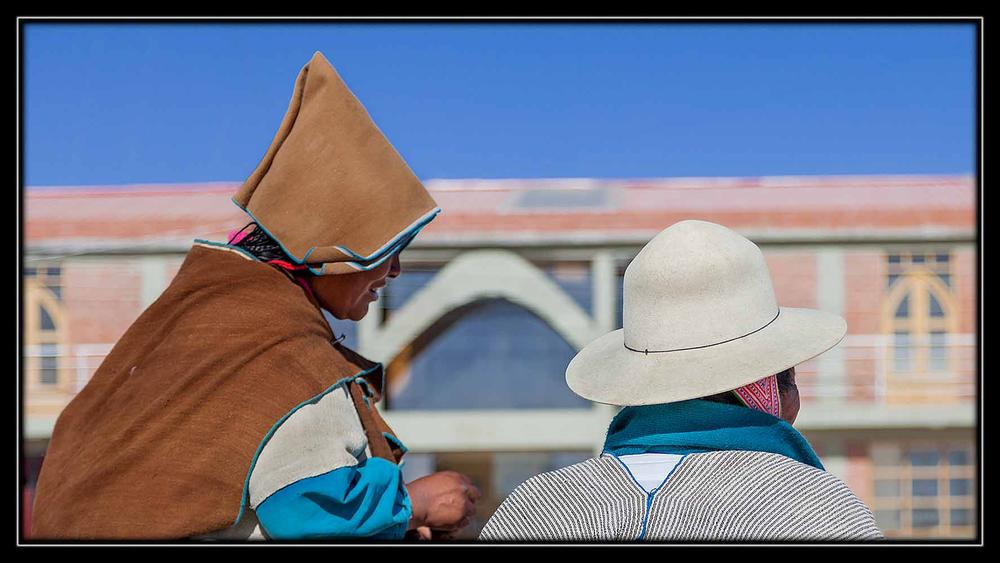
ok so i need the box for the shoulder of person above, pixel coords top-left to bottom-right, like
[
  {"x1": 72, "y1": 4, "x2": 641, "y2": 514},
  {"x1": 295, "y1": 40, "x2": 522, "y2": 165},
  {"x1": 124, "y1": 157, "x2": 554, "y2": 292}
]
[
  {"x1": 510, "y1": 456, "x2": 620, "y2": 497},
  {"x1": 480, "y1": 457, "x2": 614, "y2": 541},
  {"x1": 492, "y1": 456, "x2": 634, "y2": 516},
  {"x1": 678, "y1": 450, "x2": 884, "y2": 540}
]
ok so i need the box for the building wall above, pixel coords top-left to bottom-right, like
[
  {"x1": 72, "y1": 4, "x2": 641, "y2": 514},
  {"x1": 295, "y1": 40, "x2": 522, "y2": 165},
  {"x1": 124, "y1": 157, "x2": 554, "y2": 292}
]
[
  {"x1": 765, "y1": 251, "x2": 818, "y2": 309},
  {"x1": 65, "y1": 259, "x2": 144, "y2": 346},
  {"x1": 955, "y1": 248, "x2": 977, "y2": 334}
]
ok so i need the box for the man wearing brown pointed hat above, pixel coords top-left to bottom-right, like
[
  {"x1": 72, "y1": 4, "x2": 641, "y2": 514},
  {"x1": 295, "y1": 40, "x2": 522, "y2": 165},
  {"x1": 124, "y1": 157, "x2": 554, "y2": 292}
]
[
  {"x1": 32, "y1": 52, "x2": 479, "y2": 541},
  {"x1": 481, "y1": 220, "x2": 883, "y2": 542}
]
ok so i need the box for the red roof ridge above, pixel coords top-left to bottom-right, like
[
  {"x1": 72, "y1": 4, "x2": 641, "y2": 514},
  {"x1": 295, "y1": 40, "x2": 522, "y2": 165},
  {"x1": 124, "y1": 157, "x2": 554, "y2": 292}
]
[
  {"x1": 25, "y1": 174, "x2": 974, "y2": 198},
  {"x1": 26, "y1": 182, "x2": 242, "y2": 198}
]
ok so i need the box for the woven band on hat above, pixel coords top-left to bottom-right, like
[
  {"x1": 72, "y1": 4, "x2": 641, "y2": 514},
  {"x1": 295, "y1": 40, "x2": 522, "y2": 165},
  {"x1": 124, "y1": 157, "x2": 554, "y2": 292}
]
[{"x1": 623, "y1": 309, "x2": 781, "y2": 355}]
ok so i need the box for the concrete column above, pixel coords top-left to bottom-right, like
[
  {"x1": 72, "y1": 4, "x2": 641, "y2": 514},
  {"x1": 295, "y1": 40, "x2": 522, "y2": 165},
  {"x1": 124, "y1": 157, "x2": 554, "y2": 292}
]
[
  {"x1": 591, "y1": 251, "x2": 617, "y2": 333},
  {"x1": 816, "y1": 248, "x2": 847, "y2": 402},
  {"x1": 138, "y1": 256, "x2": 168, "y2": 308},
  {"x1": 591, "y1": 251, "x2": 620, "y2": 454}
]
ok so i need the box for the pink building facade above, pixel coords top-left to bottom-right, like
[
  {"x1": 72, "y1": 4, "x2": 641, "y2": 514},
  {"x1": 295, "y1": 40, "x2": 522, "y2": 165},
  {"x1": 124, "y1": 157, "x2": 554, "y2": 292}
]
[{"x1": 22, "y1": 175, "x2": 978, "y2": 539}]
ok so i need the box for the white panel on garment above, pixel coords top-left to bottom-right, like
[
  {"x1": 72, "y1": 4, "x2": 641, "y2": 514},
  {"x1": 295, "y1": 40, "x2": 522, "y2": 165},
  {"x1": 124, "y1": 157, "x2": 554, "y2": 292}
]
[
  {"x1": 248, "y1": 385, "x2": 369, "y2": 508},
  {"x1": 618, "y1": 453, "x2": 685, "y2": 493}
]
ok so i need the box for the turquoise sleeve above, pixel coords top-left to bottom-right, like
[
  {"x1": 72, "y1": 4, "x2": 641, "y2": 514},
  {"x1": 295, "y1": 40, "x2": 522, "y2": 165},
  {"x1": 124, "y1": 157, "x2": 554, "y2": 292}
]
[{"x1": 255, "y1": 457, "x2": 412, "y2": 540}]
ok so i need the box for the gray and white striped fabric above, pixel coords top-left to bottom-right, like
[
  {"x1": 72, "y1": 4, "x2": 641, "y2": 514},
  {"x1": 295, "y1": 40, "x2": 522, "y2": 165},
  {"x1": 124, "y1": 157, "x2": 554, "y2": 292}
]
[{"x1": 480, "y1": 450, "x2": 883, "y2": 542}]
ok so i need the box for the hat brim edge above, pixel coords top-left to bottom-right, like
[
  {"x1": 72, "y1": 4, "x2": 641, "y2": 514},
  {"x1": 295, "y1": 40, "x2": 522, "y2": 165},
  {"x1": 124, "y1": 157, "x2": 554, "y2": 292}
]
[{"x1": 565, "y1": 307, "x2": 847, "y2": 406}]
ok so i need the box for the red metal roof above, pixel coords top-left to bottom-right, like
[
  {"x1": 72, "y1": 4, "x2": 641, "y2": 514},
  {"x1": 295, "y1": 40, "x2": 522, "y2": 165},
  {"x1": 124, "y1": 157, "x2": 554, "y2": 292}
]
[{"x1": 24, "y1": 175, "x2": 976, "y2": 245}]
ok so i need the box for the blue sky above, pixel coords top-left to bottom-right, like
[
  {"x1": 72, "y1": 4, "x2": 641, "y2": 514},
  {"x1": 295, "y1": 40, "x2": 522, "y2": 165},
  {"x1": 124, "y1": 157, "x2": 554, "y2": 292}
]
[{"x1": 22, "y1": 22, "x2": 976, "y2": 186}]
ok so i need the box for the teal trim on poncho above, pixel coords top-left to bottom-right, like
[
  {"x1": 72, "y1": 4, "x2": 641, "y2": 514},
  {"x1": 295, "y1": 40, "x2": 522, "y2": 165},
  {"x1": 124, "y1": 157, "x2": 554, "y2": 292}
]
[{"x1": 603, "y1": 399, "x2": 824, "y2": 470}]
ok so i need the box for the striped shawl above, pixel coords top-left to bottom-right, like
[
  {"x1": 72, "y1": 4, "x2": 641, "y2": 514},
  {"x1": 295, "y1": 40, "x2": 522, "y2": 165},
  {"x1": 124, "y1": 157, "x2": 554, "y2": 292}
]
[{"x1": 480, "y1": 450, "x2": 883, "y2": 542}]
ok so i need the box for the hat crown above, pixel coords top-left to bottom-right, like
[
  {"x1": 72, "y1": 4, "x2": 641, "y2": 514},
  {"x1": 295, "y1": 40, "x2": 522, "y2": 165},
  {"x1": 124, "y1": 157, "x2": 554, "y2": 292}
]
[{"x1": 623, "y1": 220, "x2": 779, "y2": 352}]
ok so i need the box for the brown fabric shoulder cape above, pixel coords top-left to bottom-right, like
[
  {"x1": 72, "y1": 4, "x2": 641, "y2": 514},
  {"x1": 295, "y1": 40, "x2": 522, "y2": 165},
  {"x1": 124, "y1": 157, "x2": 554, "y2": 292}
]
[{"x1": 31, "y1": 243, "x2": 400, "y2": 539}]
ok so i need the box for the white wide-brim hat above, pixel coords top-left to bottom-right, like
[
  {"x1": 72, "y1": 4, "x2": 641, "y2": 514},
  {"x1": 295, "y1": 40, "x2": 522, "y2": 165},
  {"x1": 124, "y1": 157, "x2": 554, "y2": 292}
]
[{"x1": 566, "y1": 220, "x2": 847, "y2": 406}]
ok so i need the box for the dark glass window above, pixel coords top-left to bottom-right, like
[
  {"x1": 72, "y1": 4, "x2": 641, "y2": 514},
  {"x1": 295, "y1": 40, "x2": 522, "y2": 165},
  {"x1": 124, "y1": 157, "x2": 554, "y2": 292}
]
[
  {"x1": 912, "y1": 479, "x2": 938, "y2": 497},
  {"x1": 912, "y1": 509, "x2": 939, "y2": 528},
  {"x1": 949, "y1": 479, "x2": 971, "y2": 496},
  {"x1": 895, "y1": 294, "x2": 910, "y2": 318},
  {"x1": 909, "y1": 450, "x2": 940, "y2": 467},
  {"x1": 950, "y1": 509, "x2": 972, "y2": 527},
  {"x1": 948, "y1": 450, "x2": 971, "y2": 466},
  {"x1": 888, "y1": 254, "x2": 902, "y2": 264},
  {"x1": 929, "y1": 293, "x2": 945, "y2": 317},
  {"x1": 39, "y1": 305, "x2": 56, "y2": 331},
  {"x1": 39, "y1": 344, "x2": 58, "y2": 385},
  {"x1": 390, "y1": 299, "x2": 588, "y2": 410},
  {"x1": 912, "y1": 255, "x2": 926, "y2": 264}
]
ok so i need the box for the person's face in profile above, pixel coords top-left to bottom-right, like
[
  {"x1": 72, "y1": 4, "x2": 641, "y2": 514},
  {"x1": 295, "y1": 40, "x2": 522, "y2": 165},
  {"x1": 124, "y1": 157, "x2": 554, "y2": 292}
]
[
  {"x1": 779, "y1": 367, "x2": 800, "y2": 425},
  {"x1": 308, "y1": 253, "x2": 402, "y2": 321}
]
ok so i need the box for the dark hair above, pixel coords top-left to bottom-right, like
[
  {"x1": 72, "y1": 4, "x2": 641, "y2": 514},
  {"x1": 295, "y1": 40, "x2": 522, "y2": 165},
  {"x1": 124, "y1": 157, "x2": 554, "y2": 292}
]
[
  {"x1": 231, "y1": 223, "x2": 295, "y2": 264},
  {"x1": 775, "y1": 367, "x2": 796, "y2": 392},
  {"x1": 700, "y1": 367, "x2": 796, "y2": 406}
]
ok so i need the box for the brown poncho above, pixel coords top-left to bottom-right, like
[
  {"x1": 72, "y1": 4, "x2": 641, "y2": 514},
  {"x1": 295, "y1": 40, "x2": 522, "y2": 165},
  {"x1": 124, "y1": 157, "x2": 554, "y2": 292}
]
[{"x1": 31, "y1": 243, "x2": 401, "y2": 539}]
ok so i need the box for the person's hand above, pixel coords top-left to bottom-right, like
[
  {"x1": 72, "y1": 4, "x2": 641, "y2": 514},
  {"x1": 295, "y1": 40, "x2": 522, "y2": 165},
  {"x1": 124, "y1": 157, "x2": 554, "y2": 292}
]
[
  {"x1": 405, "y1": 471, "x2": 480, "y2": 537},
  {"x1": 406, "y1": 526, "x2": 457, "y2": 541}
]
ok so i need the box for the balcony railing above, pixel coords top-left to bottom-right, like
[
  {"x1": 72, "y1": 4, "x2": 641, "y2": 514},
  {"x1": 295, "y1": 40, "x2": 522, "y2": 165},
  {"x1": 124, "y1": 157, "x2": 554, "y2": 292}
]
[
  {"x1": 794, "y1": 333, "x2": 977, "y2": 405},
  {"x1": 22, "y1": 333, "x2": 976, "y2": 429}
]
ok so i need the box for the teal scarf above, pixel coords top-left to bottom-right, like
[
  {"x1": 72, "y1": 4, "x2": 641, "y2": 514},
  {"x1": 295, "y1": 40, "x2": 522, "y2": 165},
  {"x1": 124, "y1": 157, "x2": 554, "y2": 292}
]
[{"x1": 603, "y1": 399, "x2": 824, "y2": 470}]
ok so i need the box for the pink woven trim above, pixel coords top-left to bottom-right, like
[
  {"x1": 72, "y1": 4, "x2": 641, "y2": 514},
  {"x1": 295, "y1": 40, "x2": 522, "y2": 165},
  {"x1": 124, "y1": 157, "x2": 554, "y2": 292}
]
[
  {"x1": 265, "y1": 259, "x2": 309, "y2": 271},
  {"x1": 228, "y1": 228, "x2": 251, "y2": 245},
  {"x1": 733, "y1": 374, "x2": 781, "y2": 418}
]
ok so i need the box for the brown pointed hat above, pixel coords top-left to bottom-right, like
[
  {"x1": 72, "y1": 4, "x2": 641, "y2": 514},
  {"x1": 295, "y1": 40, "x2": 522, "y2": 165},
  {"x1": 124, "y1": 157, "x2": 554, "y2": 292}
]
[{"x1": 233, "y1": 51, "x2": 440, "y2": 275}]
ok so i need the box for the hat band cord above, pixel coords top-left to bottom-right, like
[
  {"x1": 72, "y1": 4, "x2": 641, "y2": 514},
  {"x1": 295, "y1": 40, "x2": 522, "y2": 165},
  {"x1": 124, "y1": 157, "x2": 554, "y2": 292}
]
[{"x1": 624, "y1": 309, "x2": 781, "y2": 355}]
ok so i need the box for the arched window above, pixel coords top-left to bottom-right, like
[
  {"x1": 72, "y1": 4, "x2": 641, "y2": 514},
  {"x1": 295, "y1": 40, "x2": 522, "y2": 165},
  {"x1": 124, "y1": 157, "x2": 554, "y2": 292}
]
[
  {"x1": 883, "y1": 252, "x2": 958, "y2": 376},
  {"x1": 24, "y1": 264, "x2": 65, "y2": 389},
  {"x1": 387, "y1": 298, "x2": 589, "y2": 410}
]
